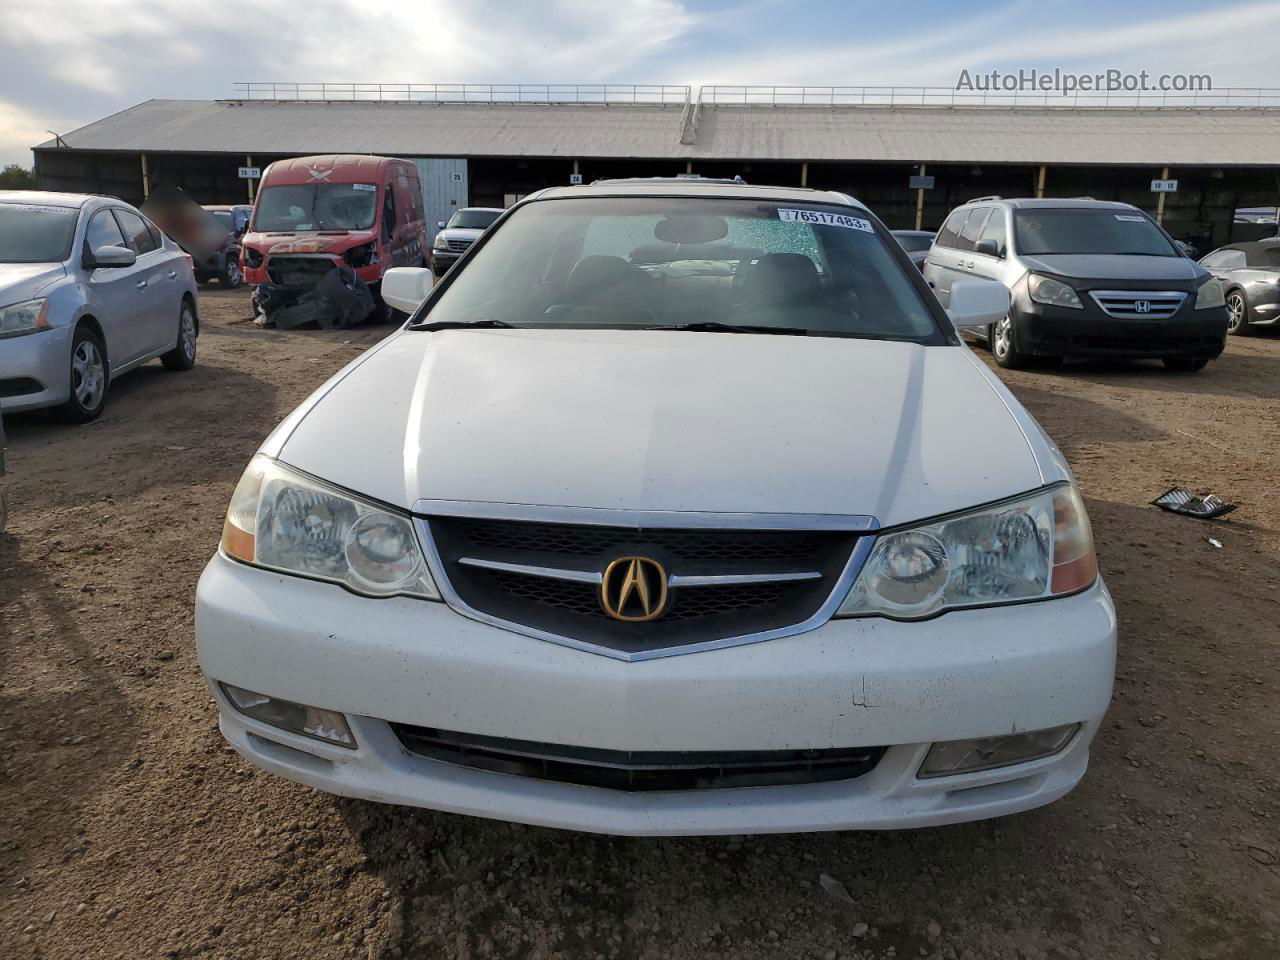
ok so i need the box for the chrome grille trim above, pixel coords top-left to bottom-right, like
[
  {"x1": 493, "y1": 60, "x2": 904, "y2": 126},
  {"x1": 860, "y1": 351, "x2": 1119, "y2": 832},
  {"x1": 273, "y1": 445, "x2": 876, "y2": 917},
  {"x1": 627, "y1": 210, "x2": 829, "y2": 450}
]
[
  {"x1": 411, "y1": 499, "x2": 878, "y2": 531},
  {"x1": 456, "y1": 557, "x2": 823, "y2": 588},
  {"x1": 1088, "y1": 289, "x2": 1188, "y2": 320},
  {"x1": 413, "y1": 507, "x2": 878, "y2": 662},
  {"x1": 458, "y1": 557, "x2": 602, "y2": 584}
]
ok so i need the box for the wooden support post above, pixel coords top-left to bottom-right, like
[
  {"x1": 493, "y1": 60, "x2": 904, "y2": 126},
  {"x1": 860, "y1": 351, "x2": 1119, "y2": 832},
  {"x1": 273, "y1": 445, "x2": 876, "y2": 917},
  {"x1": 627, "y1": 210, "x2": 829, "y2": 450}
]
[
  {"x1": 1156, "y1": 165, "x2": 1169, "y2": 225},
  {"x1": 1036, "y1": 164, "x2": 1047, "y2": 198},
  {"x1": 246, "y1": 155, "x2": 256, "y2": 203},
  {"x1": 800, "y1": 161, "x2": 809, "y2": 188},
  {"x1": 140, "y1": 154, "x2": 150, "y2": 200},
  {"x1": 914, "y1": 163, "x2": 926, "y2": 230},
  {"x1": 685, "y1": 160, "x2": 693, "y2": 174}
]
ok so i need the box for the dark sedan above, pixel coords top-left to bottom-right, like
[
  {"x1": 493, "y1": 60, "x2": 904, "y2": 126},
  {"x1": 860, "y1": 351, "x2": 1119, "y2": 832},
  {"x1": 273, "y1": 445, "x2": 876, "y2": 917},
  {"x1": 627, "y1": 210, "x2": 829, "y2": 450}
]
[
  {"x1": 1199, "y1": 240, "x2": 1280, "y2": 335},
  {"x1": 892, "y1": 230, "x2": 935, "y2": 271}
]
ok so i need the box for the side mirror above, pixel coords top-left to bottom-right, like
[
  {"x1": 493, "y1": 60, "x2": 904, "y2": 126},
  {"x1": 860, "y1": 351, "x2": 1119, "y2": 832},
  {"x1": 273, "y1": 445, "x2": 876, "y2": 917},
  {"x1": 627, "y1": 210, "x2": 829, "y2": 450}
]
[
  {"x1": 90, "y1": 245, "x2": 137, "y2": 269},
  {"x1": 381, "y1": 267, "x2": 434, "y2": 314},
  {"x1": 947, "y1": 279, "x2": 1010, "y2": 334},
  {"x1": 437, "y1": 221, "x2": 447, "y2": 230},
  {"x1": 974, "y1": 238, "x2": 1002, "y2": 258}
]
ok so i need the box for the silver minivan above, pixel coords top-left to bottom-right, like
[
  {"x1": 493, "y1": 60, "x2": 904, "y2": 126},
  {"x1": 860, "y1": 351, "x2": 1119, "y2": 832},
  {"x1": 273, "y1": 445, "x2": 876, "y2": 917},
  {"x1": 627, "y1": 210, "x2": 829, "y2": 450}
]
[
  {"x1": 923, "y1": 197, "x2": 1228, "y2": 372},
  {"x1": 0, "y1": 191, "x2": 200, "y2": 421}
]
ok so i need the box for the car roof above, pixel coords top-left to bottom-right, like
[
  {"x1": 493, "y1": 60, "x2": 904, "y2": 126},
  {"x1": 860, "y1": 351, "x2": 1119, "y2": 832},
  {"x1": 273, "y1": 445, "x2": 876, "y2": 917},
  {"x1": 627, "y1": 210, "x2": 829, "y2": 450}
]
[
  {"x1": 0, "y1": 190, "x2": 98, "y2": 208},
  {"x1": 204, "y1": 204, "x2": 252, "y2": 212},
  {"x1": 533, "y1": 178, "x2": 866, "y2": 210},
  {"x1": 892, "y1": 229, "x2": 935, "y2": 236},
  {"x1": 959, "y1": 196, "x2": 1141, "y2": 212},
  {"x1": 458, "y1": 206, "x2": 504, "y2": 213}
]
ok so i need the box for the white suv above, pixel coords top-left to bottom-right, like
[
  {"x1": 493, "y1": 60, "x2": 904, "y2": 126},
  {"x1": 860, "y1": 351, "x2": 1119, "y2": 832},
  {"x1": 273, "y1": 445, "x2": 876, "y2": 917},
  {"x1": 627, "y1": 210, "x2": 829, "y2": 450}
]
[{"x1": 197, "y1": 178, "x2": 1115, "y2": 836}]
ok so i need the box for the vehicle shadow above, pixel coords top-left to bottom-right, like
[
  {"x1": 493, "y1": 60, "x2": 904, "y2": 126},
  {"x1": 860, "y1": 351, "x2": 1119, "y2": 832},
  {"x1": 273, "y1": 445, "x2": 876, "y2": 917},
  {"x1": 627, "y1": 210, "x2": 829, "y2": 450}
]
[{"x1": 1033, "y1": 348, "x2": 1280, "y2": 401}]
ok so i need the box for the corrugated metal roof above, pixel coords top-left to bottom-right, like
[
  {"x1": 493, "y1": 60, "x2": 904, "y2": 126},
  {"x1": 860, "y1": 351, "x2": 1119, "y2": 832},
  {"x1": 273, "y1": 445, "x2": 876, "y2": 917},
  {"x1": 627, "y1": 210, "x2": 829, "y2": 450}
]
[{"x1": 34, "y1": 98, "x2": 1280, "y2": 167}]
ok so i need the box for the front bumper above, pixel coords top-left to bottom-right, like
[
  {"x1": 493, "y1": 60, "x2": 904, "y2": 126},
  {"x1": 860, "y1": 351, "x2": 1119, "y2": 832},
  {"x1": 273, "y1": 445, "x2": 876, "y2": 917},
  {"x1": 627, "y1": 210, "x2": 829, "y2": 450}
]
[
  {"x1": 196, "y1": 552, "x2": 1117, "y2": 835},
  {"x1": 0, "y1": 325, "x2": 73, "y2": 413},
  {"x1": 1015, "y1": 299, "x2": 1227, "y2": 359},
  {"x1": 431, "y1": 250, "x2": 462, "y2": 273}
]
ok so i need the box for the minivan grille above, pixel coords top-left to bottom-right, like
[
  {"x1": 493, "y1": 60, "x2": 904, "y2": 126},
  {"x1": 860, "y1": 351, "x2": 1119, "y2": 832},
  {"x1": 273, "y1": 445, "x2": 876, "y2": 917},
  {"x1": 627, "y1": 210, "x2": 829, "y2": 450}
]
[
  {"x1": 1088, "y1": 290, "x2": 1187, "y2": 320},
  {"x1": 390, "y1": 724, "x2": 887, "y2": 791},
  {"x1": 421, "y1": 515, "x2": 862, "y2": 657}
]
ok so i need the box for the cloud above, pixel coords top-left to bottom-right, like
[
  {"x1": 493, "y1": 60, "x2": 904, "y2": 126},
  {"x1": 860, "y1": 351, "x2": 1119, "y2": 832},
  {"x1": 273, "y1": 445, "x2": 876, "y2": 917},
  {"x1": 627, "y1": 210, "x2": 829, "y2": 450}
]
[{"x1": 0, "y1": 99, "x2": 68, "y2": 168}]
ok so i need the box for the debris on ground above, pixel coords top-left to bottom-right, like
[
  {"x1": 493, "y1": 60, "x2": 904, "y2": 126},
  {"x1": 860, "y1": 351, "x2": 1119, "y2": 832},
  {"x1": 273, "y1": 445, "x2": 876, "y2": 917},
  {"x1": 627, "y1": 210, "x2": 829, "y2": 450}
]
[
  {"x1": 818, "y1": 873, "x2": 855, "y2": 906},
  {"x1": 253, "y1": 265, "x2": 376, "y2": 330},
  {"x1": 1205, "y1": 536, "x2": 1223, "y2": 549},
  {"x1": 1151, "y1": 486, "x2": 1238, "y2": 519}
]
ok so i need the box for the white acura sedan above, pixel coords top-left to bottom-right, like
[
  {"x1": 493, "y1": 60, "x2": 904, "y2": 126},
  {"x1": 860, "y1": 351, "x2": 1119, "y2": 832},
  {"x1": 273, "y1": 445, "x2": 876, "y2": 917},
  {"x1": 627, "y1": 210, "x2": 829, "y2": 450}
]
[{"x1": 196, "y1": 178, "x2": 1115, "y2": 836}]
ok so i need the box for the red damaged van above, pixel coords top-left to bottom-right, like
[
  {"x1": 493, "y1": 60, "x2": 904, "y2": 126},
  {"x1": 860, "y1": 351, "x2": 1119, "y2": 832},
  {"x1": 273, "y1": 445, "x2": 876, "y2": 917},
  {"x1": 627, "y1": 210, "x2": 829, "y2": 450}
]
[{"x1": 241, "y1": 155, "x2": 429, "y2": 306}]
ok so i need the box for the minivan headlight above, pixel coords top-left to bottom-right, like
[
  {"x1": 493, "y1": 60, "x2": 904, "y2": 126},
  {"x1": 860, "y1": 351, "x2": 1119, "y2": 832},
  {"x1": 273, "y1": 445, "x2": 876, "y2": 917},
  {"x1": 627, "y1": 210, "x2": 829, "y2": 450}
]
[
  {"x1": 1195, "y1": 277, "x2": 1225, "y2": 310},
  {"x1": 1027, "y1": 275, "x2": 1082, "y2": 309},
  {"x1": 220, "y1": 455, "x2": 439, "y2": 600},
  {"x1": 0, "y1": 298, "x2": 50, "y2": 338},
  {"x1": 837, "y1": 485, "x2": 1097, "y2": 620}
]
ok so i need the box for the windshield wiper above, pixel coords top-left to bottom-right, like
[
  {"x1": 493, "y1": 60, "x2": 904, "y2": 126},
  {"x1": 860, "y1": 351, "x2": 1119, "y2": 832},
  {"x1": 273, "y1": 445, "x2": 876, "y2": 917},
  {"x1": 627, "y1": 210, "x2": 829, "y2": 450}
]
[
  {"x1": 411, "y1": 318, "x2": 517, "y2": 331},
  {"x1": 651, "y1": 321, "x2": 809, "y2": 336}
]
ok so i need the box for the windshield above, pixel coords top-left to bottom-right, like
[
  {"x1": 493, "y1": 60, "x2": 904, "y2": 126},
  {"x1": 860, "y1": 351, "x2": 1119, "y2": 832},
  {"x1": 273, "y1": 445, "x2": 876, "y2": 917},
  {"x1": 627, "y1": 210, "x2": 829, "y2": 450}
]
[
  {"x1": 1014, "y1": 209, "x2": 1177, "y2": 257},
  {"x1": 414, "y1": 197, "x2": 940, "y2": 341},
  {"x1": 210, "y1": 211, "x2": 234, "y2": 230},
  {"x1": 447, "y1": 209, "x2": 502, "y2": 230},
  {"x1": 894, "y1": 234, "x2": 933, "y2": 253},
  {"x1": 252, "y1": 184, "x2": 378, "y2": 232},
  {"x1": 0, "y1": 202, "x2": 79, "y2": 263}
]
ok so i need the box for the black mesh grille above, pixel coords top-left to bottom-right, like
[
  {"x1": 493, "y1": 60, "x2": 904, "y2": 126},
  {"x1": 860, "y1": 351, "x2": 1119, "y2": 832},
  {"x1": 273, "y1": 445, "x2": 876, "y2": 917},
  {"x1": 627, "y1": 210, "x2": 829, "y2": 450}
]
[
  {"x1": 455, "y1": 519, "x2": 832, "y2": 563},
  {"x1": 425, "y1": 515, "x2": 860, "y2": 656},
  {"x1": 390, "y1": 724, "x2": 887, "y2": 792}
]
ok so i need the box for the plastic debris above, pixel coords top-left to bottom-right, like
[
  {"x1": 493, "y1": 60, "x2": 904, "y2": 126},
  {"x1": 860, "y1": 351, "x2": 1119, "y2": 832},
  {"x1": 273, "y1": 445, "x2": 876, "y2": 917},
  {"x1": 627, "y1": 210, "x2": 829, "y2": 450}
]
[
  {"x1": 818, "y1": 873, "x2": 855, "y2": 906},
  {"x1": 1205, "y1": 537, "x2": 1223, "y2": 550},
  {"x1": 1151, "y1": 487, "x2": 1238, "y2": 520}
]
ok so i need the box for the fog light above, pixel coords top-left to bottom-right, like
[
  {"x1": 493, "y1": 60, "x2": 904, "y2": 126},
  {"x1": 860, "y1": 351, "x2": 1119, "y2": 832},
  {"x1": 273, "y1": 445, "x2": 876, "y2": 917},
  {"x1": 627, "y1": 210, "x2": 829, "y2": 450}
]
[
  {"x1": 221, "y1": 684, "x2": 356, "y2": 748},
  {"x1": 918, "y1": 724, "x2": 1078, "y2": 779}
]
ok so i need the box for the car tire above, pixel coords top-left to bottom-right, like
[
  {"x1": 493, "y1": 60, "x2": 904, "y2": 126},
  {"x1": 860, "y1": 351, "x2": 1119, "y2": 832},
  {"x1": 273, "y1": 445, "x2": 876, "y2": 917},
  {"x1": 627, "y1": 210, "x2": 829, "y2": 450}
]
[
  {"x1": 1162, "y1": 356, "x2": 1209, "y2": 372},
  {"x1": 991, "y1": 314, "x2": 1028, "y2": 369},
  {"x1": 222, "y1": 256, "x2": 244, "y2": 289},
  {"x1": 161, "y1": 300, "x2": 198, "y2": 371},
  {"x1": 1225, "y1": 289, "x2": 1251, "y2": 335},
  {"x1": 57, "y1": 326, "x2": 109, "y2": 423}
]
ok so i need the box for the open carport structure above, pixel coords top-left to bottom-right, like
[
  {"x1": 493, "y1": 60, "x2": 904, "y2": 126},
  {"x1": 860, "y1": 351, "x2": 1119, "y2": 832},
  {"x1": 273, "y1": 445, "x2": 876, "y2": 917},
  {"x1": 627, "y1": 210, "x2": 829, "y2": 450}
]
[{"x1": 32, "y1": 82, "x2": 1280, "y2": 250}]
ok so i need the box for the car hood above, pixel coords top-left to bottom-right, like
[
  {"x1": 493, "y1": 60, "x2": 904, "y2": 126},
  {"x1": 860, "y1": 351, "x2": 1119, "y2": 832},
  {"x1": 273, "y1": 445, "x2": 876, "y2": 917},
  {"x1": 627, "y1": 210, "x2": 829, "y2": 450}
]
[
  {"x1": 436, "y1": 227, "x2": 485, "y2": 243},
  {"x1": 273, "y1": 330, "x2": 1055, "y2": 528},
  {"x1": 1019, "y1": 253, "x2": 1200, "y2": 283},
  {"x1": 0, "y1": 262, "x2": 67, "y2": 301}
]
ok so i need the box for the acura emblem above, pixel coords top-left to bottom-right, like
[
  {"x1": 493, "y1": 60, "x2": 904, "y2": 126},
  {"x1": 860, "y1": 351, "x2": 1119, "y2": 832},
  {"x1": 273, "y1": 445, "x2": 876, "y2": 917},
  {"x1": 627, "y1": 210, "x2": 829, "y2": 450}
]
[{"x1": 600, "y1": 556, "x2": 668, "y2": 622}]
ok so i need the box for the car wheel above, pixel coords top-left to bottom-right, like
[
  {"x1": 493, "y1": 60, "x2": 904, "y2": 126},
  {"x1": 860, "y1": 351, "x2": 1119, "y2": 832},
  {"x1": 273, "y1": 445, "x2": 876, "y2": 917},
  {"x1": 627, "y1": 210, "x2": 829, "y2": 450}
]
[
  {"x1": 161, "y1": 300, "x2": 198, "y2": 371},
  {"x1": 992, "y1": 314, "x2": 1028, "y2": 369},
  {"x1": 58, "y1": 326, "x2": 109, "y2": 423},
  {"x1": 1225, "y1": 289, "x2": 1250, "y2": 335},
  {"x1": 1162, "y1": 356, "x2": 1209, "y2": 372},
  {"x1": 222, "y1": 257, "x2": 244, "y2": 289}
]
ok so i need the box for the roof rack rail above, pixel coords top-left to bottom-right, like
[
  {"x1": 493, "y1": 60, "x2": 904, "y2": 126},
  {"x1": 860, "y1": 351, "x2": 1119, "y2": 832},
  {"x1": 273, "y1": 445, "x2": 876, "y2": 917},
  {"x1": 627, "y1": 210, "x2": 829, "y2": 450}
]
[{"x1": 590, "y1": 174, "x2": 750, "y2": 186}]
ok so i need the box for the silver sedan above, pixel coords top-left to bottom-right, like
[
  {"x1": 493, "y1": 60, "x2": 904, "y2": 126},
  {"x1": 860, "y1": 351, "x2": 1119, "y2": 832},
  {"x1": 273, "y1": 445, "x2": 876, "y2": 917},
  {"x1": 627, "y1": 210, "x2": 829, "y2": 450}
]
[{"x1": 0, "y1": 191, "x2": 200, "y2": 422}]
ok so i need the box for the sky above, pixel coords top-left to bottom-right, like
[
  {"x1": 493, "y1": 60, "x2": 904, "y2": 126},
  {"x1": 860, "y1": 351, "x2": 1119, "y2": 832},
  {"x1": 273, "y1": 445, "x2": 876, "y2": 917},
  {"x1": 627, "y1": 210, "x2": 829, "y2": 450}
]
[{"x1": 1, "y1": 0, "x2": 1277, "y2": 167}]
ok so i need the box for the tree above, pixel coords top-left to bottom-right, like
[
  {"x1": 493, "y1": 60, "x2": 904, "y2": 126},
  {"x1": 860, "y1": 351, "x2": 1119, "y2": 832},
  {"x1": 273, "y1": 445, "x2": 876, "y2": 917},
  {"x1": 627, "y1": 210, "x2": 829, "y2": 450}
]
[{"x1": 0, "y1": 164, "x2": 38, "y2": 189}]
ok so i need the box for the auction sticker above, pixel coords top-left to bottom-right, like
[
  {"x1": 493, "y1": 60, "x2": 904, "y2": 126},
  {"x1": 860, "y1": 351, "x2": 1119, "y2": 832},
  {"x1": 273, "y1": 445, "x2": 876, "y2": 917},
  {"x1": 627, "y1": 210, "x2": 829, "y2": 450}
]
[
  {"x1": 778, "y1": 208, "x2": 874, "y2": 232},
  {"x1": 351, "y1": 183, "x2": 377, "y2": 192},
  {"x1": 1114, "y1": 214, "x2": 1146, "y2": 222}
]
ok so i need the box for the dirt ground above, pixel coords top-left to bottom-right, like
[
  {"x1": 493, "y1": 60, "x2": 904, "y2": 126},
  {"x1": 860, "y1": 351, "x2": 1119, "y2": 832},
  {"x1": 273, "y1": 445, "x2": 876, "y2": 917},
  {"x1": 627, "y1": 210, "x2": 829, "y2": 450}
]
[{"x1": 1, "y1": 287, "x2": 1278, "y2": 960}]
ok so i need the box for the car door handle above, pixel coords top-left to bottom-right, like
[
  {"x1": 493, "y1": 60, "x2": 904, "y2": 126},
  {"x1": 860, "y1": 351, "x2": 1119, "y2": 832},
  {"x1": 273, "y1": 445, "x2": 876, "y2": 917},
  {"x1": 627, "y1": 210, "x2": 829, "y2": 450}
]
[
  {"x1": 135, "y1": 280, "x2": 147, "y2": 289},
  {"x1": 167, "y1": 270, "x2": 177, "y2": 280}
]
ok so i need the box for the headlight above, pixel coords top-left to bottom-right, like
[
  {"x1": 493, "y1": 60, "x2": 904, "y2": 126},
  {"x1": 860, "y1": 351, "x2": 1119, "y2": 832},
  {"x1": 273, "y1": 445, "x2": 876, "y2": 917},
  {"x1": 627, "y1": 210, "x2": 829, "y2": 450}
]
[
  {"x1": 1027, "y1": 275, "x2": 1082, "y2": 309},
  {"x1": 220, "y1": 455, "x2": 439, "y2": 600},
  {"x1": 0, "y1": 298, "x2": 50, "y2": 339},
  {"x1": 1195, "y1": 277, "x2": 1225, "y2": 310},
  {"x1": 838, "y1": 485, "x2": 1097, "y2": 620},
  {"x1": 243, "y1": 247, "x2": 263, "y2": 268},
  {"x1": 433, "y1": 233, "x2": 448, "y2": 250},
  {"x1": 344, "y1": 242, "x2": 378, "y2": 268}
]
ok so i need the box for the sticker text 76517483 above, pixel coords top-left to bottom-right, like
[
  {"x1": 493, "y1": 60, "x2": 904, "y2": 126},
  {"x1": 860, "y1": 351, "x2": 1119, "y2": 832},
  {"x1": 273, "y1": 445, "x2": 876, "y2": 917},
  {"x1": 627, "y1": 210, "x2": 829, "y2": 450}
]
[{"x1": 778, "y1": 209, "x2": 874, "y2": 233}]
